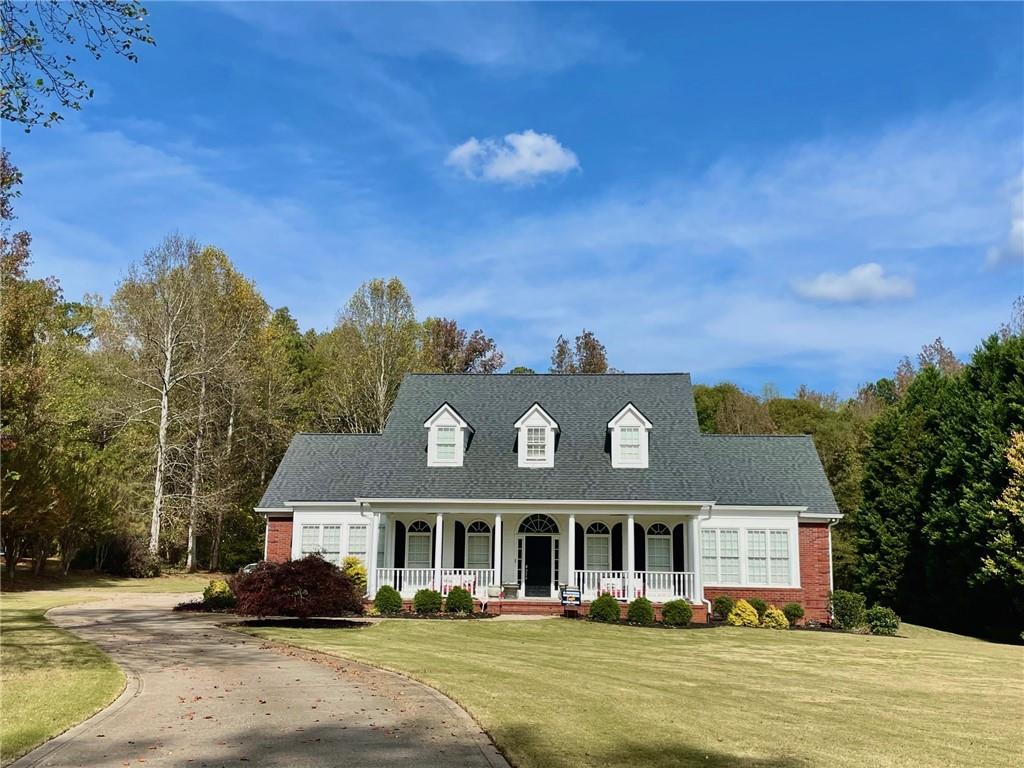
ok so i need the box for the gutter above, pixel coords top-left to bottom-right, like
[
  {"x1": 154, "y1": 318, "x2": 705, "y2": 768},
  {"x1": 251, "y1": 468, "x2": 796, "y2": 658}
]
[{"x1": 827, "y1": 517, "x2": 839, "y2": 620}]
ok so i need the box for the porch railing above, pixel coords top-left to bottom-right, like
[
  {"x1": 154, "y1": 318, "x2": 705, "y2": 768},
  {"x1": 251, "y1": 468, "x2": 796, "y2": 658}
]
[
  {"x1": 574, "y1": 570, "x2": 696, "y2": 602},
  {"x1": 375, "y1": 568, "x2": 495, "y2": 599}
]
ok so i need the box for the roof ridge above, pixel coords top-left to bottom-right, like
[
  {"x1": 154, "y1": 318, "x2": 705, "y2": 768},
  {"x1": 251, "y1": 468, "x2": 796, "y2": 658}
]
[
  {"x1": 296, "y1": 431, "x2": 381, "y2": 437},
  {"x1": 402, "y1": 372, "x2": 692, "y2": 377},
  {"x1": 704, "y1": 433, "x2": 813, "y2": 439}
]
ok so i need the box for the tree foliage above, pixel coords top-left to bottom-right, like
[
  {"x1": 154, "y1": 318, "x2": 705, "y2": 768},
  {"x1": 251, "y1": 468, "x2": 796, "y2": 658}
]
[
  {"x1": 1, "y1": 0, "x2": 155, "y2": 129},
  {"x1": 549, "y1": 329, "x2": 609, "y2": 373}
]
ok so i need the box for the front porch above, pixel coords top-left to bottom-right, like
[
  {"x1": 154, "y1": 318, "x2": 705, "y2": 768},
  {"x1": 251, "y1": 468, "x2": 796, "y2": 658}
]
[{"x1": 367, "y1": 507, "x2": 705, "y2": 606}]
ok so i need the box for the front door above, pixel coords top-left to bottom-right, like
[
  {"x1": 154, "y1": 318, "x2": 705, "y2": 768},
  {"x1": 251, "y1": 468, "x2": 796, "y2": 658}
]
[{"x1": 524, "y1": 536, "x2": 552, "y2": 597}]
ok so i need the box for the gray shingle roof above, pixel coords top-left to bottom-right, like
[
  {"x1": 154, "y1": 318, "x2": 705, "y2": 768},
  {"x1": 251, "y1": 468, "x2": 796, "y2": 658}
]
[
  {"x1": 258, "y1": 433, "x2": 380, "y2": 507},
  {"x1": 258, "y1": 373, "x2": 841, "y2": 516},
  {"x1": 702, "y1": 434, "x2": 840, "y2": 516}
]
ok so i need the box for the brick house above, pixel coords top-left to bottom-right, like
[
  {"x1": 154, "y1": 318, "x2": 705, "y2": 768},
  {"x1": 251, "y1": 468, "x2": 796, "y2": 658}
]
[{"x1": 258, "y1": 373, "x2": 840, "y2": 621}]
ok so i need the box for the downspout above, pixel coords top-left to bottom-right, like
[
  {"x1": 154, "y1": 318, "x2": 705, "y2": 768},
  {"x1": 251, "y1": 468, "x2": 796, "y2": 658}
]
[
  {"x1": 827, "y1": 518, "x2": 839, "y2": 620},
  {"x1": 698, "y1": 506, "x2": 713, "y2": 622}
]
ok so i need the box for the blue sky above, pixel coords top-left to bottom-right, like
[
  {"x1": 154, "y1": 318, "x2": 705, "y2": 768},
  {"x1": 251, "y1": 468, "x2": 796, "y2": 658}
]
[{"x1": 8, "y1": 2, "x2": 1024, "y2": 394}]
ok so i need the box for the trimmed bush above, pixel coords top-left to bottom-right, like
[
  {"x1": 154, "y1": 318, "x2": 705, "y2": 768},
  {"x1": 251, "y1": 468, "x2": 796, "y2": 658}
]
[
  {"x1": 661, "y1": 599, "x2": 693, "y2": 627},
  {"x1": 762, "y1": 605, "x2": 789, "y2": 630},
  {"x1": 444, "y1": 586, "x2": 474, "y2": 613},
  {"x1": 589, "y1": 593, "x2": 621, "y2": 622},
  {"x1": 627, "y1": 597, "x2": 655, "y2": 625},
  {"x1": 866, "y1": 605, "x2": 900, "y2": 636},
  {"x1": 829, "y1": 590, "x2": 867, "y2": 630},
  {"x1": 712, "y1": 594, "x2": 735, "y2": 620},
  {"x1": 727, "y1": 599, "x2": 760, "y2": 627},
  {"x1": 782, "y1": 602, "x2": 805, "y2": 626},
  {"x1": 413, "y1": 588, "x2": 443, "y2": 614},
  {"x1": 747, "y1": 597, "x2": 769, "y2": 623},
  {"x1": 202, "y1": 579, "x2": 236, "y2": 609},
  {"x1": 341, "y1": 556, "x2": 368, "y2": 595},
  {"x1": 373, "y1": 585, "x2": 403, "y2": 615},
  {"x1": 232, "y1": 555, "x2": 363, "y2": 618}
]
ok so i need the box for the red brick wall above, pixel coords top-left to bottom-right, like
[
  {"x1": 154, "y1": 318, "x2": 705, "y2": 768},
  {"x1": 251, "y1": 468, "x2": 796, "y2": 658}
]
[
  {"x1": 703, "y1": 522, "x2": 832, "y2": 622},
  {"x1": 265, "y1": 517, "x2": 293, "y2": 563}
]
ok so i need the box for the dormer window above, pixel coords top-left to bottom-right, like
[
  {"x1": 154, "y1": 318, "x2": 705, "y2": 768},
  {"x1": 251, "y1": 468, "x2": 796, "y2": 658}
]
[
  {"x1": 424, "y1": 403, "x2": 472, "y2": 467},
  {"x1": 514, "y1": 403, "x2": 558, "y2": 468},
  {"x1": 608, "y1": 403, "x2": 652, "y2": 468}
]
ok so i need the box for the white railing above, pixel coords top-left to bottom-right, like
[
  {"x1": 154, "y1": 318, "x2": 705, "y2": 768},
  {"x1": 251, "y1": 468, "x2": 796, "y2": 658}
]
[
  {"x1": 375, "y1": 568, "x2": 495, "y2": 599},
  {"x1": 574, "y1": 570, "x2": 696, "y2": 602}
]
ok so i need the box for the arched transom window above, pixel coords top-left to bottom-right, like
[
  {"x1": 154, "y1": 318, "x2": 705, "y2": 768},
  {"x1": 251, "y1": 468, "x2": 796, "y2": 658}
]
[
  {"x1": 585, "y1": 522, "x2": 611, "y2": 571},
  {"x1": 518, "y1": 514, "x2": 558, "y2": 534},
  {"x1": 466, "y1": 521, "x2": 492, "y2": 569},
  {"x1": 647, "y1": 522, "x2": 672, "y2": 572},
  {"x1": 406, "y1": 520, "x2": 432, "y2": 568}
]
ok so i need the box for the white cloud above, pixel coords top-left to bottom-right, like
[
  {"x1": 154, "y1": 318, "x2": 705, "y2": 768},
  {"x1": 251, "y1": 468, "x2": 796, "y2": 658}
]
[
  {"x1": 986, "y1": 187, "x2": 1024, "y2": 267},
  {"x1": 793, "y1": 263, "x2": 916, "y2": 303},
  {"x1": 446, "y1": 130, "x2": 579, "y2": 184}
]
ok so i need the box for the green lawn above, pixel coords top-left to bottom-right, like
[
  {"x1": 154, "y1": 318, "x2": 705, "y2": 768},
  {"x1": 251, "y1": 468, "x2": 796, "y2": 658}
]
[
  {"x1": 0, "y1": 570, "x2": 214, "y2": 765},
  {"x1": 243, "y1": 618, "x2": 1024, "y2": 768}
]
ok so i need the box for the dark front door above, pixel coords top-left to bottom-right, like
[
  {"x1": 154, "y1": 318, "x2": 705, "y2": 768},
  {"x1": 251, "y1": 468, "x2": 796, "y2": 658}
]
[{"x1": 524, "y1": 536, "x2": 552, "y2": 597}]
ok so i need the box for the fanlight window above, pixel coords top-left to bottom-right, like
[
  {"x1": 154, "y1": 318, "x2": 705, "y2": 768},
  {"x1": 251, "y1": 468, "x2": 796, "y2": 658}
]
[
  {"x1": 586, "y1": 522, "x2": 610, "y2": 535},
  {"x1": 466, "y1": 520, "x2": 492, "y2": 569},
  {"x1": 518, "y1": 514, "x2": 558, "y2": 534},
  {"x1": 468, "y1": 521, "x2": 491, "y2": 534},
  {"x1": 647, "y1": 522, "x2": 672, "y2": 572},
  {"x1": 408, "y1": 520, "x2": 431, "y2": 533},
  {"x1": 647, "y1": 523, "x2": 671, "y2": 536}
]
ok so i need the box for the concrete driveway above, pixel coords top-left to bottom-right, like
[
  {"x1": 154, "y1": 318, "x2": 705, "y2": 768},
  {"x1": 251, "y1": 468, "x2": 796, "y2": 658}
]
[{"x1": 13, "y1": 595, "x2": 508, "y2": 768}]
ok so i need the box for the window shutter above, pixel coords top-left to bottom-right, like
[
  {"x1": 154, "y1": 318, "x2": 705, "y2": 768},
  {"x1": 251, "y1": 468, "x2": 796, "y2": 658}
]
[{"x1": 453, "y1": 520, "x2": 466, "y2": 569}]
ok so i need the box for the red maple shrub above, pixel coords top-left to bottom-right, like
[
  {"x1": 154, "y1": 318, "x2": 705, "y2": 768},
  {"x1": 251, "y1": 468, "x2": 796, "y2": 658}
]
[{"x1": 231, "y1": 555, "x2": 363, "y2": 618}]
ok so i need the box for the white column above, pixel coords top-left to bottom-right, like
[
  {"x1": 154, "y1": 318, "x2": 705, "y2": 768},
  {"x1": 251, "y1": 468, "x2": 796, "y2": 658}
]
[
  {"x1": 367, "y1": 511, "x2": 380, "y2": 596},
  {"x1": 626, "y1": 513, "x2": 636, "y2": 598},
  {"x1": 689, "y1": 512, "x2": 704, "y2": 602},
  {"x1": 493, "y1": 513, "x2": 502, "y2": 591},
  {"x1": 434, "y1": 512, "x2": 444, "y2": 590},
  {"x1": 567, "y1": 512, "x2": 576, "y2": 590}
]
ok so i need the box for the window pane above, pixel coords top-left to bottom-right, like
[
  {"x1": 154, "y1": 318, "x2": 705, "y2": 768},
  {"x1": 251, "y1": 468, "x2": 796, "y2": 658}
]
[
  {"x1": 467, "y1": 534, "x2": 491, "y2": 568},
  {"x1": 747, "y1": 530, "x2": 767, "y2": 585},
  {"x1": 586, "y1": 535, "x2": 610, "y2": 570},
  {"x1": 407, "y1": 534, "x2": 431, "y2": 567},
  {"x1": 436, "y1": 426, "x2": 457, "y2": 461},
  {"x1": 620, "y1": 427, "x2": 640, "y2": 460},
  {"x1": 322, "y1": 525, "x2": 341, "y2": 552},
  {"x1": 769, "y1": 530, "x2": 790, "y2": 584},
  {"x1": 647, "y1": 536, "x2": 671, "y2": 571},
  {"x1": 701, "y1": 529, "x2": 718, "y2": 582},
  {"x1": 301, "y1": 525, "x2": 320, "y2": 554},
  {"x1": 348, "y1": 524, "x2": 367, "y2": 556},
  {"x1": 526, "y1": 427, "x2": 546, "y2": 458},
  {"x1": 720, "y1": 529, "x2": 740, "y2": 583}
]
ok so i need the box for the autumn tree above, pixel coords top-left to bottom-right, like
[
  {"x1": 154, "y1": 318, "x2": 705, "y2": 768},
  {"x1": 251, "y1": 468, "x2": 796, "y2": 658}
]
[
  {"x1": 1, "y1": 0, "x2": 155, "y2": 129},
  {"x1": 421, "y1": 317, "x2": 504, "y2": 374},
  {"x1": 549, "y1": 329, "x2": 609, "y2": 373}
]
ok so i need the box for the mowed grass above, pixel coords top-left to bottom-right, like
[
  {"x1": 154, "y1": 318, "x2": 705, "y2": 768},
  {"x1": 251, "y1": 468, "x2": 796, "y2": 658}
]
[
  {"x1": 0, "y1": 570, "x2": 214, "y2": 765},
  {"x1": 244, "y1": 619, "x2": 1024, "y2": 768}
]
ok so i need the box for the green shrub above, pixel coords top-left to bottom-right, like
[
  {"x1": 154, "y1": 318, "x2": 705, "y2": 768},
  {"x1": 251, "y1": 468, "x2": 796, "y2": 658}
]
[
  {"x1": 829, "y1": 590, "x2": 867, "y2": 630},
  {"x1": 782, "y1": 602, "x2": 805, "y2": 626},
  {"x1": 341, "y1": 556, "x2": 368, "y2": 595},
  {"x1": 747, "y1": 597, "x2": 769, "y2": 623},
  {"x1": 589, "y1": 593, "x2": 621, "y2": 622},
  {"x1": 413, "y1": 589, "x2": 443, "y2": 614},
  {"x1": 373, "y1": 585, "x2": 403, "y2": 615},
  {"x1": 661, "y1": 599, "x2": 693, "y2": 627},
  {"x1": 866, "y1": 605, "x2": 900, "y2": 636},
  {"x1": 626, "y1": 597, "x2": 654, "y2": 625},
  {"x1": 727, "y1": 599, "x2": 760, "y2": 627},
  {"x1": 202, "y1": 579, "x2": 236, "y2": 609},
  {"x1": 711, "y1": 594, "x2": 735, "y2": 620},
  {"x1": 762, "y1": 605, "x2": 789, "y2": 630},
  {"x1": 444, "y1": 586, "x2": 474, "y2": 613}
]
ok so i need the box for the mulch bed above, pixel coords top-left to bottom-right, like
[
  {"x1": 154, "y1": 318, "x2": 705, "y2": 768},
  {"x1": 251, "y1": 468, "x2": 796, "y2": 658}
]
[
  {"x1": 376, "y1": 612, "x2": 496, "y2": 620},
  {"x1": 236, "y1": 617, "x2": 368, "y2": 629},
  {"x1": 173, "y1": 599, "x2": 235, "y2": 613},
  {"x1": 560, "y1": 614, "x2": 717, "y2": 630}
]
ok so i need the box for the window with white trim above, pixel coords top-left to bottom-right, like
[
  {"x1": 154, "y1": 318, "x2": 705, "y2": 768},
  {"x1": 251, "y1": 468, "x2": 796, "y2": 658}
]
[
  {"x1": 646, "y1": 523, "x2": 672, "y2": 572},
  {"x1": 466, "y1": 521, "x2": 491, "y2": 569},
  {"x1": 585, "y1": 522, "x2": 611, "y2": 571},
  {"x1": 435, "y1": 426, "x2": 457, "y2": 462},
  {"x1": 300, "y1": 524, "x2": 320, "y2": 555},
  {"x1": 406, "y1": 520, "x2": 432, "y2": 568},
  {"x1": 620, "y1": 427, "x2": 641, "y2": 461},
  {"x1": 347, "y1": 524, "x2": 368, "y2": 564},
  {"x1": 526, "y1": 427, "x2": 546, "y2": 460},
  {"x1": 769, "y1": 530, "x2": 791, "y2": 584},
  {"x1": 747, "y1": 530, "x2": 768, "y2": 584},
  {"x1": 702, "y1": 528, "x2": 740, "y2": 584},
  {"x1": 322, "y1": 525, "x2": 342, "y2": 564}
]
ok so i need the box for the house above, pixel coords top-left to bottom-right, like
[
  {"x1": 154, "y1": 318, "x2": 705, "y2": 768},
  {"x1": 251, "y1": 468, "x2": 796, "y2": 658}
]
[{"x1": 257, "y1": 373, "x2": 841, "y2": 621}]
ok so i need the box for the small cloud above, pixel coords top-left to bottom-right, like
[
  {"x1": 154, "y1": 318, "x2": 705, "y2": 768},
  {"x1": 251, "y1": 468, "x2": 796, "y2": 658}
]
[
  {"x1": 985, "y1": 188, "x2": 1023, "y2": 267},
  {"x1": 446, "y1": 130, "x2": 579, "y2": 184},
  {"x1": 793, "y1": 263, "x2": 915, "y2": 303}
]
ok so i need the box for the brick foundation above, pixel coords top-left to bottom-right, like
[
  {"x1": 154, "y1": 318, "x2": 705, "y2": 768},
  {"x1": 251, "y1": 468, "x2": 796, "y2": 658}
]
[
  {"x1": 265, "y1": 517, "x2": 293, "y2": 563},
  {"x1": 380, "y1": 598, "x2": 709, "y2": 623},
  {"x1": 703, "y1": 522, "x2": 832, "y2": 622}
]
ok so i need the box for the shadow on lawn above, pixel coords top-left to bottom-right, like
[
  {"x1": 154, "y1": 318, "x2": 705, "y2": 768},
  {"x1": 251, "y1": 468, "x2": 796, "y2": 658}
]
[{"x1": 492, "y1": 723, "x2": 807, "y2": 768}]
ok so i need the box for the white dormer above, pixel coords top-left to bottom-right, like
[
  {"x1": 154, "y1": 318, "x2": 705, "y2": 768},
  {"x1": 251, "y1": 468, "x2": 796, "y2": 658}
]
[
  {"x1": 514, "y1": 403, "x2": 559, "y2": 468},
  {"x1": 608, "y1": 403, "x2": 652, "y2": 469},
  {"x1": 424, "y1": 403, "x2": 471, "y2": 467}
]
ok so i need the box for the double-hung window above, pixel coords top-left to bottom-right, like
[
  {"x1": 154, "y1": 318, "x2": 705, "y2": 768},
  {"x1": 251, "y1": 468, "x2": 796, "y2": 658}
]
[
  {"x1": 526, "y1": 427, "x2": 546, "y2": 461},
  {"x1": 769, "y1": 530, "x2": 791, "y2": 584},
  {"x1": 585, "y1": 522, "x2": 611, "y2": 571},
  {"x1": 321, "y1": 525, "x2": 342, "y2": 564},
  {"x1": 300, "y1": 525, "x2": 321, "y2": 556},
  {"x1": 347, "y1": 524, "x2": 368, "y2": 564},
  {"x1": 747, "y1": 530, "x2": 768, "y2": 584},
  {"x1": 466, "y1": 521, "x2": 492, "y2": 569},
  {"x1": 406, "y1": 520, "x2": 432, "y2": 568},
  {"x1": 646, "y1": 523, "x2": 672, "y2": 572},
  {"x1": 620, "y1": 426, "x2": 641, "y2": 462},
  {"x1": 435, "y1": 426, "x2": 457, "y2": 462},
  {"x1": 702, "y1": 528, "x2": 740, "y2": 584}
]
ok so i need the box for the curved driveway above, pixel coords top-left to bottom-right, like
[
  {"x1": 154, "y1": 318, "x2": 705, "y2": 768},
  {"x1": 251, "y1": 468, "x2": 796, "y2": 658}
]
[{"x1": 13, "y1": 595, "x2": 508, "y2": 768}]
